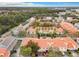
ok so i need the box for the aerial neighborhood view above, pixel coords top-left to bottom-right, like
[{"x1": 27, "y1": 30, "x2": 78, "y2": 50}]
[{"x1": 0, "y1": 2, "x2": 79, "y2": 57}]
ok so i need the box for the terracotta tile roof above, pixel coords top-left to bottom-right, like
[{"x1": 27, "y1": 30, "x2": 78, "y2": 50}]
[
  {"x1": 21, "y1": 37, "x2": 78, "y2": 50},
  {"x1": 52, "y1": 37, "x2": 77, "y2": 49},
  {"x1": 0, "y1": 48, "x2": 10, "y2": 57},
  {"x1": 22, "y1": 38, "x2": 49, "y2": 48},
  {"x1": 60, "y1": 21, "x2": 78, "y2": 34}
]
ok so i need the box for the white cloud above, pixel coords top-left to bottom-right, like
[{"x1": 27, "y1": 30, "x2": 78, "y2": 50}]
[
  {"x1": 0, "y1": 0, "x2": 78, "y2": 2},
  {"x1": 0, "y1": 2, "x2": 52, "y2": 7}
]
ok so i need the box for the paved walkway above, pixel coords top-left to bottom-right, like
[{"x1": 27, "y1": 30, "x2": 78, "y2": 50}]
[{"x1": 72, "y1": 51, "x2": 78, "y2": 57}]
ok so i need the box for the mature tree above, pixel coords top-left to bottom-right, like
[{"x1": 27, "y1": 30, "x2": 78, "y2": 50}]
[
  {"x1": 76, "y1": 48, "x2": 79, "y2": 55},
  {"x1": 51, "y1": 31, "x2": 59, "y2": 38},
  {"x1": 18, "y1": 31, "x2": 26, "y2": 37},
  {"x1": 66, "y1": 49, "x2": 73, "y2": 57},
  {"x1": 26, "y1": 40, "x2": 40, "y2": 53},
  {"x1": 36, "y1": 31, "x2": 40, "y2": 38},
  {"x1": 0, "y1": 12, "x2": 31, "y2": 35},
  {"x1": 48, "y1": 47, "x2": 63, "y2": 57},
  {"x1": 24, "y1": 40, "x2": 40, "y2": 56},
  {"x1": 20, "y1": 46, "x2": 32, "y2": 56},
  {"x1": 75, "y1": 31, "x2": 79, "y2": 37}
]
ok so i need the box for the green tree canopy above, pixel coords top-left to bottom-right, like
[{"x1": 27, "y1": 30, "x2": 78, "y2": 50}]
[
  {"x1": 48, "y1": 47, "x2": 63, "y2": 57},
  {"x1": 26, "y1": 40, "x2": 40, "y2": 53},
  {"x1": 20, "y1": 46, "x2": 32, "y2": 56}
]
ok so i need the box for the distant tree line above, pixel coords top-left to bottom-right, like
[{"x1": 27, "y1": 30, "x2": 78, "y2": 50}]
[
  {"x1": 0, "y1": 8, "x2": 65, "y2": 36},
  {"x1": 0, "y1": 12, "x2": 31, "y2": 35}
]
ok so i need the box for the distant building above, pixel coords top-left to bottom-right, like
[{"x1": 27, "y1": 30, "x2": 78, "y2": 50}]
[
  {"x1": 56, "y1": 16, "x2": 64, "y2": 23},
  {"x1": 74, "y1": 23, "x2": 79, "y2": 29},
  {"x1": 45, "y1": 17, "x2": 52, "y2": 20},
  {"x1": 76, "y1": 38, "x2": 79, "y2": 43},
  {"x1": 59, "y1": 12, "x2": 66, "y2": 15},
  {"x1": 75, "y1": 9, "x2": 79, "y2": 13},
  {"x1": 66, "y1": 17, "x2": 73, "y2": 22}
]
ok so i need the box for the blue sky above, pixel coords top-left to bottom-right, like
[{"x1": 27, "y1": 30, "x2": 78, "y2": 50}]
[
  {"x1": 0, "y1": 2, "x2": 79, "y2": 7},
  {"x1": 31, "y1": 2, "x2": 79, "y2": 7}
]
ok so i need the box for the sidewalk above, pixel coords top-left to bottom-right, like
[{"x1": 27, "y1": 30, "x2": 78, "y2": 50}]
[{"x1": 72, "y1": 51, "x2": 78, "y2": 57}]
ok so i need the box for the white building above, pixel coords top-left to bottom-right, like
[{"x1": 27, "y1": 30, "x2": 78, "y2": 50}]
[
  {"x1": 66, "y1": 17, "x2": 73, "y2": 22},
  {"x1": 0, "y1": 36, "x2": 17, "y2": 51},
  {"x1": 11, "y1": 24, "x2": 23, "y2": 36},
  {"x1": 74, "y1": 23, "x2": 79, "y2": 29},
  {"x1": 76, "y1": 38, "x2": 79, "y2": 44},
  {"x1": 46, "y1": 17, "x2": 52, "y2": 20}
]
